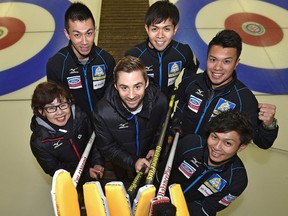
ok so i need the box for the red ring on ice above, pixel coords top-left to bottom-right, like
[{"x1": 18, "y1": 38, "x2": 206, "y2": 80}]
[
  {"x1": 225, "y1": 12, "x2": 283, "y2": 46},
  {"x1": 0, "y1": 17, "x2": 25, "y2": 50}
]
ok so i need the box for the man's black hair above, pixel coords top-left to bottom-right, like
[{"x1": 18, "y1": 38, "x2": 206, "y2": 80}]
[
  {"x1": 205, "y1": 110, "x2": 253, "y2": 145},
  {"x1": 65, "y1": 2, "x2": 95, "y2": 30},
  {"x1": 145, "y1": 1, "x2": 179, "y2": 26},
  {"x1": 208, "y1": 29, "x2": 242, "y2": 58}
]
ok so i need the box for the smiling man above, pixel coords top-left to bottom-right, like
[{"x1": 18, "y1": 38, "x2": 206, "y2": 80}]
[
  {"x1": 125, "y1": 1, "x2": 199, "y2": 98},
  {"x1": 157, "y1": 110, "x2": 253, "y2": 215},
  {"x1": 92, "y1": 56, "x2": 168, "y2": 183},
  {"x1": 46, "y1": 2, "x2": 115, "y2": 117},
  {"x1": 171, "y1": 29, "x2": 278, "y2": 150}
]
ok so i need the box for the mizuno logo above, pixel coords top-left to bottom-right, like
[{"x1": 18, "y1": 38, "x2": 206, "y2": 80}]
[
  {"x1": 119, "y1": 122, "x2": 129, "y2": 129},
  {"x1": 69, "y1": 67, "x2": 79, "y2": 74},
  {"x1": 145, "y1": 65, "x2": 153, "y2": 72},
  {"x1": 53, "y1": 140, "x2": 63, "y2": 149},
  {"x1": 196, "y1": 89, "x2": 204, "y2": 97},
  {"x1": 190, "y1": 157, "x2": 201, "y2": 167}
]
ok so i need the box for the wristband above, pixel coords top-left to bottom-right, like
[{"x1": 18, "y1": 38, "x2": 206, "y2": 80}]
[{"x1": 263, "y1": 118, "x2": 278, "y2": 130}]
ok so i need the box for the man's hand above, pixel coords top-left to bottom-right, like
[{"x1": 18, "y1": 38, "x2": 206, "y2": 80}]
[
  {"x1": 146, "y1": 150, "x2": 155, "y2": 161},
  {"x1": 89, "y1": 165, "x2": 104, "y2": 180},
  {"x1": 135, "y1": 158, "x2": 150, "y2": 174},
  {"x1": 258, "y1": 103, "x2": 277, "y2": 127}
]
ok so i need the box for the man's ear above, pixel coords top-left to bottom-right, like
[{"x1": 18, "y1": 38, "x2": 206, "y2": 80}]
[
  {"x1": 237, "y1": 143, "x2": 248, "y2": 153},
  {"x1": 64, "y1": 29, "x2": 70, "y2": 40},
  {"x1": 234, "y1": 58, "x2": 240, "y2": 70},
  {"x1": 145, "y1": 79, "x2": 149, "y2": 89},
  {"x1": 145, "y1": 24, "x2": 149, "y2": 33},
  {"x1": 174, "y1": 24, "x2": 179, "y2": 35},
  {"x1": 38, "y1": 109, "x2": 46, "y2": 118}
]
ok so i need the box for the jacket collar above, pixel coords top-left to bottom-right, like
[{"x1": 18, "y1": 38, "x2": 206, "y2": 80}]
[
  {"x1": 105, "y1": 83, "x2": 160, "y2": 120},
  {"x1": 68, "y1": 41, "x2": 97, "y2": 65},
  {"x1": 145, "y1": 38, "x2": 175, "y2": 57},
  {"x1": 200, "y1": 71, "x2": 237, "y2": 94}
]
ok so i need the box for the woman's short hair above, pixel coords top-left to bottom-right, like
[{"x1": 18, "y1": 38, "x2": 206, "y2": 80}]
[{"x1": 31, "y1": 82, "x2": 74, "y2": 117}]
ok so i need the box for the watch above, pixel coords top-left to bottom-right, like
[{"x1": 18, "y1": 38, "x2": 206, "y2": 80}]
[{"x1": 263, "y1": 118, "x2": 278, "y2": 130}]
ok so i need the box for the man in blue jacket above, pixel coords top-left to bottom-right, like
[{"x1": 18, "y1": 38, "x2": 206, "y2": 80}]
[
  {"x1": 47, "y1": 2, "x2": 115, "y2": 117},
  {"x1": 125, "y1": 1, "x2": 199, "y2": 98},
  {"x1": 157, "y1": 110, "x2": 253, "y2": 215},
  {"x1": 171, "y1": 29, "x2": 278, "y2": 149},
  {"x1": 92, "y1": 56, "x2": 168, "y2": 182}
]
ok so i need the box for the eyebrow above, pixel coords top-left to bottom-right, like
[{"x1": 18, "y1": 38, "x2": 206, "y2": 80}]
[
  {"x1": 151, "y1": 24, "x2": 173, "y2": 28},
  {"x1": 72, "y1": 28, "x2": 94, "y2": 33},
  {"x1": 118, "y1": 82, "x2": 144, "y2": 87},
  {"x1": 209, "y1": 55, "x2": 234, "y2": 60}
]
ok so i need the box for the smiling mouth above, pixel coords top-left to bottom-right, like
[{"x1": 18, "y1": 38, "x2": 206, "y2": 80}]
[
  {"x1": 211, "y1": 72, "x2": 223, "y2": 78},
  {"x1": 211, "y1": 150, "x2": 223, "y2": 158}
]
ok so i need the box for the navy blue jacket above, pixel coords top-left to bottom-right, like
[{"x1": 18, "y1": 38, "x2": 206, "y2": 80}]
[
  {"x1": 173, "y1": 71, "x2": 278, "y2": 149},
  {"x1": 92, "y1": 83, "x2": 168, "y2": 174},
  {"x1": 125, "y1": 39, "x2": 199, "y2": 98},
  {"x1": 157, "y1": 134, "x2": 247, "y2": 216},
  {"x1": 47, "y1": 42, "x2": 115, "y2": 116}
]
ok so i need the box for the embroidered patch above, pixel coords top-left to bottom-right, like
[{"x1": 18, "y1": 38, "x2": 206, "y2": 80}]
[
  {"x1": 145, "y1": 65, "x2": 153, "y2": 72},
  {"x1": 204, "y1": 173, "x2": 227, "y2": 193},
  {"x1": 168, "y1": 61, "x2": 182, "y2": 78},
  {"x1": 219, "y1": 194, "x2": 237, "y2": 206},
  {"x1": 178, "y1": 160, "x2": 196, "y2": 179},
  {"x1": 190, "y1": 157, "x2": 201, "y2": 167},
  {"x1": 93, "y1": 79, "x2": 105, "y2": 89},
  {"x1": 198, "y1": 184, "x2": 213, "y2": 197},
  {"x1": 92, "y1": 65, "x2": 106, "y2": 80},
  {"x1": 188, "y1": 95, "x2": 202, "y2": 113},
  {"x1": 118, "y1": 122, "x2": 129, "y2": 129},
  {"x1": 53, "y1": 140, "x2": 63, "y2": 149},
  {"x1": 212, "y1": 98, "x2": 236, "y2": 117},
  {"x1": 168, "y1": 76, "x2": 177, "y2": 87},
  {"x1": 67, "y1": 76, "x2": 82, "y2": 89}
]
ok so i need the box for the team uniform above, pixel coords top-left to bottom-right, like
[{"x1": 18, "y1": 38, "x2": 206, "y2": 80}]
[
  {"x1": 46, "y1": 42, "x2": 116, "y2": 116},
  {"x1": 30, "y1": 105, "x2": 103, "y2": 184},
  {"x1": 125, "y1": 39, "x2": 199, "y2": 98},
  {"x1": 173, "y1": 71, "x2": 278, "y2": 149},
  {"x1": 92, "y1": 83, "x2": 168, "y2": 179},
  {"x1": 156, "y1": 134, "x2": 247, "y2": 216}
]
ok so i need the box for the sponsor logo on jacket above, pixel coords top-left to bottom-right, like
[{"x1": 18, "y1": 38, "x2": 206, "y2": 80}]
[
  {"x1": 219, "y1": 194, "x2": 237, "y2": 206},
  {"x1": 67, "y1": 76, "x2": 82, "y2": 89},
  {"x1": 198, "y1": 173, "x2": 227, "y2": 196},
  {"x1": 188, "y1": 95, "x2": 202, "y2": 113},
  {"x1": 179, "y1": 160, "x2": 196, "y2": 179},
  {"x1": 212, "y1": 98, "x2": 236, "y2": 117},
  {"x1": 119, "y1": 122, "x2": 129, "y2": 129}
]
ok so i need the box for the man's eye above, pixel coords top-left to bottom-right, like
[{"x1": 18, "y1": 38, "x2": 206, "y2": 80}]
[{"x1": 225, "y1": 142, "x2": 232, "y2": 146}]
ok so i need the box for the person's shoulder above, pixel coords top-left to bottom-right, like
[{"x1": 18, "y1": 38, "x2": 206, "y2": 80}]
[
  {"x1": 177, "y1": 134, "x2": 204, "y2": 154},
  {"x1": 179, "y1": 72, "x2": 201, "y2": 89},
  {"x1": 171, "y1": 40, "x2": 192, "y2": 51},
  {"x1": 230, "y1": 155, "x2": 247, "y2": 180},
  {"x1": 148, "y1": 84, "x2": 167, "y2": 101},
  {"x1": 47, "y1": 46, "x2": 69, "y2": 62},
  {"x1": 180, "y1": 134, "x2": 203, "y2": 146},
  {"x1": 93, "y1": 45, "x2": 115, "y2": 60},
  {"x1": 234, "y1": 78, "x2": 256, "y2": 97},
  {"x1": 125, "y1": 41, "x2": 147, "y2": 56},
  {"x1": 94, "y1": 86, "x2": 115, "y2": 112}
]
